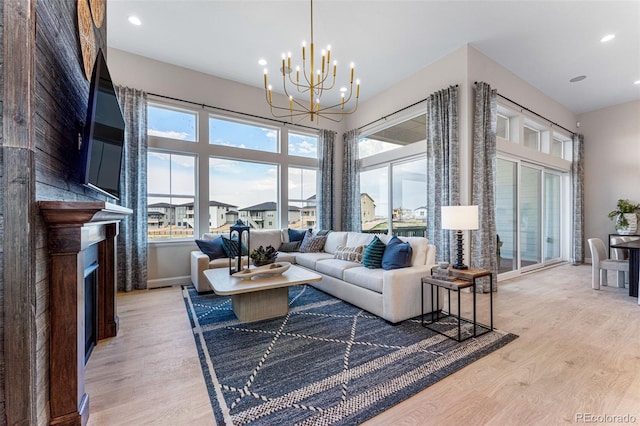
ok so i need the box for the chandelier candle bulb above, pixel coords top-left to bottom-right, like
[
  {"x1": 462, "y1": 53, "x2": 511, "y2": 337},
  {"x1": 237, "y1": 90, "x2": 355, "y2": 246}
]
[
  {"x1": 356, "y1": 80, "x2": 360, "y2": 98},
  {"x1": 327, "y1": 45, "x2": 331, "y2": 63},
  {"x1": 302, "y1": 41, "x2": 305, "y2": 60},
  {"x1": 333, "y1": 61, "x2": 337, "y2": 76},
  {"x1": 263, "y1": 70, "x2": 268, "y2": 88},
  {"x1": 350, "y1": 63, "x2": 354, "y2": 83}
]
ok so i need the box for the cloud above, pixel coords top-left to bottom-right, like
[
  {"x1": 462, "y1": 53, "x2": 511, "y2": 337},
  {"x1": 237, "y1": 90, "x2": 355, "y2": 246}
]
[{"x1": 148, "y1": 129, "x2": 192, "y2": 140}]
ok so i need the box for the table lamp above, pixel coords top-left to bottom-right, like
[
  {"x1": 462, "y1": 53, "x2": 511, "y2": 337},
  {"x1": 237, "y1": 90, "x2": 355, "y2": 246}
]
[{"x1": 441, "y1": 205, "x2": 479, "y2": 270}]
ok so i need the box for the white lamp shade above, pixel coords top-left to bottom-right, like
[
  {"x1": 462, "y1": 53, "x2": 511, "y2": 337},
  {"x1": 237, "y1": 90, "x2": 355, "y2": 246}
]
[{"x1": 441, "y1": 205, "x2": 479, "y2": 230}]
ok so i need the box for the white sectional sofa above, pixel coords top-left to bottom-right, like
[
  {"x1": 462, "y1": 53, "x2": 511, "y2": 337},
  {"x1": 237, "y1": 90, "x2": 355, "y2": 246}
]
[{"x1": 190, "y1": 229, "x2": 440, "y2": 323}]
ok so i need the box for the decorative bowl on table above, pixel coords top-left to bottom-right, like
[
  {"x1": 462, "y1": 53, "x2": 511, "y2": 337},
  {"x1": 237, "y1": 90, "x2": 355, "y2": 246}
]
[
  {"x1": 252, "y1": 256, "x2": 277, "y2": 267},
  {"x1": 250, "y1": 245, "x2": 278, "y2": 267},
  {"x1": 232, "y1": 262, "x2": 291, "y2": 280}
]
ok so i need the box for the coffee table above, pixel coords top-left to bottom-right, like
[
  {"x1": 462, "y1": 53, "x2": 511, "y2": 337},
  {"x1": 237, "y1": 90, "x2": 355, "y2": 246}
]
[{"x1": 203, "y1": 265, "x2": 322, "y2": 322}]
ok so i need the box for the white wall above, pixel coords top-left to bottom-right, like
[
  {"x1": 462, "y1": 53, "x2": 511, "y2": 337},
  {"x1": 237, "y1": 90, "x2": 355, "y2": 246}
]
[{"x1": 580, "y1": 100, "x2": 640, "y2": 248}]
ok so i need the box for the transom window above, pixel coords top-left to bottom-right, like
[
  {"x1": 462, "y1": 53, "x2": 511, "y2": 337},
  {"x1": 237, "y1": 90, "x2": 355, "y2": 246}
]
[
  {"x1": 209, "y1": 116, "x2": 278, "y2": 153},
  {"x1": 147, "y1": 103, "x2": 197, "y2": 142}
]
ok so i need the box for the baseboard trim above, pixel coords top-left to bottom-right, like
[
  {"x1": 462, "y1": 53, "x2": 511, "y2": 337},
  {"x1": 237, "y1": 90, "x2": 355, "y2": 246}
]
[{"x1": 148, "y1": 276, "x2": 191, "y2": 289}]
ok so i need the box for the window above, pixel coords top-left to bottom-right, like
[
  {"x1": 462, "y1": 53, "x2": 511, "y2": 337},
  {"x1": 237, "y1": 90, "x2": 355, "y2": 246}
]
[
  {"x1": 147, "y1": 151, "x2": 196, "y2": 239},
  {"x1": 209, "y1": 116, "x2": 278, "y2": 153},
  {"x1": 359, "y1": 114, "x2": 426, "y2": 159},
  {"x1": 497, "y1": 114, "x2": 509, "y2": 139},
  {"x1": 392, "y1": 158, "x2": 427, "y2": 236},
  {"x1": 147, "y1": 98, "x2": 318, "y2": 241},
  {"x1": 551, "y1": 137, "x2": 563, "y2": 158},
  {"x1": 288, "y1": 166, "x2": 317, "y2": 229},
  {"x1": 523, "y1": 126, "x2": 540, "y2": 150},
  {"x1": 209, "y1": 158, "x2": 278, "y2": 230},
  {"x1": 360, "y1": 167, "x2": 388, "y2": 233},
  {"x1": 360, "y1": 158, "x2": 427, "y2": 236},
  {"x1": 288, "y1": 132, "x2": 318, "y2": 158},
  {"x1": 147, "y1": 104, "x2": 197, "y2": 142}
]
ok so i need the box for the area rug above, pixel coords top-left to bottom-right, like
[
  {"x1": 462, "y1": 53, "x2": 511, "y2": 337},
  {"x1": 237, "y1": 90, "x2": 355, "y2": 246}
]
[{"x1": 183, "y1": 284, "x2": 517, "y2": 425}]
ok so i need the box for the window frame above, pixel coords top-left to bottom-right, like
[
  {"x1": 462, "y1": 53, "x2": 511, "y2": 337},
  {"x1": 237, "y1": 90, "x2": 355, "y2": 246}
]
[{"x1": 146, "y1": 96, "x2": 319, "y2": 243}]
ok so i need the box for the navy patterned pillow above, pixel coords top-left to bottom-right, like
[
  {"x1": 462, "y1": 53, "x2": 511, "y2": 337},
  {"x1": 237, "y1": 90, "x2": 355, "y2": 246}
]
[
  {"x1": 362, "y1": 236, "x2": 386, "y2": 269},
  {"x1": 195, "y1": 237, "x2": 226, "y2": 260},
  {"x1": 288, "y1": 228, "x2": 309, "y2": 242},
  {"x1": 221, "y1": 236, "x2": 248, "y2": 258}
]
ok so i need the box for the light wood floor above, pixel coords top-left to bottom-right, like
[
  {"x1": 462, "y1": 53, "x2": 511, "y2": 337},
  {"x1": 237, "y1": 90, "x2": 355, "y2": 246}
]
[{"x1": 85, "y1": 264, "x2": 640, "y2": 425}]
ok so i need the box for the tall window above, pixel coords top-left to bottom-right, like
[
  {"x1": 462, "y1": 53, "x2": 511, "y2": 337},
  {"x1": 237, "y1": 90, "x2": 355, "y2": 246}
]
[
  {"x1": 147, "y1": 152, "x2": 196, "y2": 239},
  {"x1": 148, "y1": 103, "x2": 197, "y2": 141},
  {"x1": 146, "y1": 98, "x2": 319, "y2": 240},
  {"x1": 288, "y1": 166, "x2": 317, "y2": 229},
  {"x1": 209, "y1": 117, "x2": 278, "y2": 153},
  {"x1": 209, "y1": 158, "x2": 278, "y2": 230},
  {"x1": 360, "y1": 158, "x2": 427, "y2": 236}
]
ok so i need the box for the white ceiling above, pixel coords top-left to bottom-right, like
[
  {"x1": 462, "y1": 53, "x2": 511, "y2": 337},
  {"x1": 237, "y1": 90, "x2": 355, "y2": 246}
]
[{"x1": 107, "y1": 0, "x2": 640, "y2": 115}]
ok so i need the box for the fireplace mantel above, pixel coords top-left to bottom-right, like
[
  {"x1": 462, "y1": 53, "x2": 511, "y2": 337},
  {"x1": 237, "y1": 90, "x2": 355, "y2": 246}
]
[{"x1": 39, "y1": 201, "x2": 132, "y2": 426}]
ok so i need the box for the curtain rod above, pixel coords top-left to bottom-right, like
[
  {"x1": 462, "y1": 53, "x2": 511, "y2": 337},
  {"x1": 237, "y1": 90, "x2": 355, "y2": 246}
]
[
  {"x1": 146, "y1": 92, "x2": 321, "y2": 132},
  {"x1": 357, "y1": 84, "x2": 459, "y2": 131},
  {"x1": 474, "y1": 82, "x2": 576, "y2": 135}
]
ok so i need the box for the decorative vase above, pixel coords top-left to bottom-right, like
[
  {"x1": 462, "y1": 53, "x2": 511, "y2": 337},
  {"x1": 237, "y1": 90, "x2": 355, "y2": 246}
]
[{"x1": 617, "y1": 213, "x2": 638, "y2": 235}]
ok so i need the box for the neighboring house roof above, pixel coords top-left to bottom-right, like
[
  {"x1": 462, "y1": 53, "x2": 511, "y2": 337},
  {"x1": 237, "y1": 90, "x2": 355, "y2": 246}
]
[
  {"x1": 240, "y1": 201, "x2": 300, "y2": 212},
  {"x1": 360, "y1": 193, "x2": 375, "y2": 203},
  {"x1": 148, "y1": 202, "x2": 173, "y2": 208},
  {"x1": 414, "y1": 206, "x2": 427, "y2": 210},
  {"x1": 179, "y1": 200, "x2": 238, "y2": 208}
]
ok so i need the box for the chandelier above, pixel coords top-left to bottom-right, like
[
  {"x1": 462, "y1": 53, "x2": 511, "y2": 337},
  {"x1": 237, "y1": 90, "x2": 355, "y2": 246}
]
[{"x1": 263, "y1": 0, "x2": 360, "y2": 123}]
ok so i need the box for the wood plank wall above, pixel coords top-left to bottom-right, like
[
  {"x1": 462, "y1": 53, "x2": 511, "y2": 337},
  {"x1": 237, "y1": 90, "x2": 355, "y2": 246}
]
[{"x1": 2, "y1": 0, "x2": 108, "y2": 424}]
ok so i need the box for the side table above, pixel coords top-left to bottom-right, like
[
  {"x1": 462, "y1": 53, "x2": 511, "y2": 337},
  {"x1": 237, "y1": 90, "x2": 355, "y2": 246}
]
[{"x1": 421, "y1": 267, "x2": 493, "y2": 342}]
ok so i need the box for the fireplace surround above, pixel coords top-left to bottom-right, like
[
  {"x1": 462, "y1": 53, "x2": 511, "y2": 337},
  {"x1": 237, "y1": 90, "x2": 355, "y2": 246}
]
[{"x1": 39, "y1": 201, "x2": 132, "y2": 426}]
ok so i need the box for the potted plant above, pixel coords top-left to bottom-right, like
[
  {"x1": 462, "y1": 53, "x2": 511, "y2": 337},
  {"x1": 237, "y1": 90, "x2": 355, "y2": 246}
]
[
  {"x1": 250, "y1": 245, "x2": 278, "y2": 267},
  {"x1": 608, "y1": 199, "x2": 640, "y2": 235}
]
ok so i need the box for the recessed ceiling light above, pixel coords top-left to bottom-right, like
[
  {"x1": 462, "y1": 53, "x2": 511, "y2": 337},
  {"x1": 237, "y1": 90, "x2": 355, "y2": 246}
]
[
  {"x1": 569, "y1": 75, "x2": 587, "y2": 83},
  {"x1": 600, "y1": 34, "x2": 615, "y2": 43},
  {"x1": 128, "y1": 16, "x2": 142, "y2": 26},
  {"x1": 258, "y1": 59, "x2": 267, "y2": 66},
  {"x1": 634, "y1": 80, "x2": 640, "y2": 85}
]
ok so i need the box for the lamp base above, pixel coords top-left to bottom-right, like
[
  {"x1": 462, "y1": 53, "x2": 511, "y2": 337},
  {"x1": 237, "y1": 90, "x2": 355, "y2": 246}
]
[
  {"x1": 452, "y1": 230, "x2": 468, "y2": 270},
  {"x1": 452, "y1": 263, "x2": 468, "y2": 270}
]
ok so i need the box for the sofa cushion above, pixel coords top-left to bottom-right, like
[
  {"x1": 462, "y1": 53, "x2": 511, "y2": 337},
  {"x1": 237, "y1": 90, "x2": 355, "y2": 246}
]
[
  {"x1": 315, "y1": 258, "x2": 361, "y2": 280},
  {"x1": 201, "y1": 232, "x2": 226, "y2": 240},
  {"x1": 343, "y1": 267, "x2": 384, "y2": 293},
  {"x1": 275, "y1": 252, "x2": 297, "y2": 264},
  {"x1": 362, "y1": 236, "x2": 386, "y2": 269},
  {"x1": 279, "y1": 240, "x2": 301, "y2": 252},
  {"x1": 334, "y1": 245, "x2": 364, "y2": 263},
  {"x1": 295, "y1": 252, "x2": 333, "y2": 269},
  {"x1": 248, "y1": 229, "x2": 282, "y2": 253},
  {"x1": 288, "y1": 228, "x2": 308, "y2": 242},
  {"x1": 324, "y1": 231, "x2": 349, "y2": 254},
  {"x1": 299, "y1": 231, "x2": 327, "y2": 253},
  {"x1": 346, "y1": 232, "x2": 374, "y2": 248},
  {"x1": 195, "y1": 237, "x2": 226, "y2": 260},
  {"x1": 381, "y1": 236, "x2": 413, "y2": 270}
]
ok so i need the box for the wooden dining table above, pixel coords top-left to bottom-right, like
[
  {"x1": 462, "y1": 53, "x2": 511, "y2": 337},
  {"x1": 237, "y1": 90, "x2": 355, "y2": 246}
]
[{"x1": 610, "y1": 239, "x2": 640, "y2": 298}]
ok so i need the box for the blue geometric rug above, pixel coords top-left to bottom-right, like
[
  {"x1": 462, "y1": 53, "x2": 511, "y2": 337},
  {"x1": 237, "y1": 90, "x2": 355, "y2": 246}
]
[{"x1": 183, "y1": 284, "x2": 517, "y2": 425}]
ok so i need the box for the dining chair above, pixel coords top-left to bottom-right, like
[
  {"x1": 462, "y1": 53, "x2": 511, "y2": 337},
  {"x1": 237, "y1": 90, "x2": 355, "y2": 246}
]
[
  {"x1": 610, "y1": 236, "x2": 638, "y2": 286},
  {"x1": 588, "y1": 237, "x2": 628, "y2": 290}
]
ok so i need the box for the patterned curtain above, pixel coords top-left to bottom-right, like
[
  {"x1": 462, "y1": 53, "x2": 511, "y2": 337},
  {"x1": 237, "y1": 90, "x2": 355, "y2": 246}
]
[
  {"x1": 471, "y1": 82, "x2": 498, "y2": 292},
  {"x1": 115, "y1": 86, "x2": 148, "y2": 291},
  {"x1": 317, "y1": 129, "x2": 336, "y2": 230},
  {"x1": 571, "y1": 133, "x2": 585, "y2": 265},
  {"x1": 342, "y1": 129, "x2": 361, "y2": 231},
  {"x1": 426, "y1": 86, "x2": 459, "y2": 262}
]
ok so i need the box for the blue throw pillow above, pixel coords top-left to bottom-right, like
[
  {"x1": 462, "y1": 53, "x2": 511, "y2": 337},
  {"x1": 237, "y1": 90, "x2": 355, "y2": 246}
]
[
  {"x1": 288, "y1": 228, "x2": 308, "y2": 242},
  {"x1": 221, "y1": 235, "x2": 248, "y2": 258},
  {"x1": 195, "y1": 237, "x2": 226, "y2": 260},
  {"x1": 362, "y1": 236, "x2": 386, "y2": 269},
  {"x1": 381, "y1": 236, "x2": 413, "y2": 270}
]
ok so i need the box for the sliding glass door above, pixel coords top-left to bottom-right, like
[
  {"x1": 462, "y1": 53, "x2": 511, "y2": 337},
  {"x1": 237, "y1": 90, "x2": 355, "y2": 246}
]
[{"x1": 496, "y1": 157, "x2": 564, "y2": 276}]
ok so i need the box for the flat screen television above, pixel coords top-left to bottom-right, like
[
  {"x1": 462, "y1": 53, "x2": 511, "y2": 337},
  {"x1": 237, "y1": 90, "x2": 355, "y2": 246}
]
[{"x1": 81, "y1": 48, "x2": 125, "y2": 199}]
